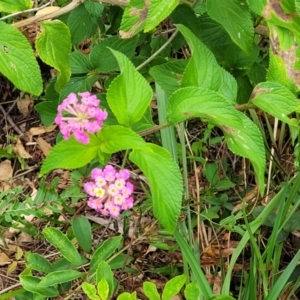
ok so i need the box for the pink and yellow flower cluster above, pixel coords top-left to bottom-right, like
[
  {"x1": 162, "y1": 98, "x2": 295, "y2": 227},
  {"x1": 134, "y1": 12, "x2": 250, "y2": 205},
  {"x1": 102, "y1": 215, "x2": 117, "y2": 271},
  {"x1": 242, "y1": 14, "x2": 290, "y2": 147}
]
[
  {"x1": 84, "y1": 165, "x2": 134, "y2": 218},
  {"x1": 55, "y1": 92, "x2": 108, "y2": 144}
]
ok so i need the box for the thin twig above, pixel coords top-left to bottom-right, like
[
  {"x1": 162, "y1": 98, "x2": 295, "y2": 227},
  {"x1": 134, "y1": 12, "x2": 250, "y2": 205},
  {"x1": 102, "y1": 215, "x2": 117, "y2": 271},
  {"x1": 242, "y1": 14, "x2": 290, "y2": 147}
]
[
  {"x1": 0, "y1": 1, "x2": 53, "y2": 21},
  {"x1": 12, "y1": 0, "x2": 128, "y2": 29},
  {"x1": 0, "y1": 105, "x2": 23, "y2": 135}
]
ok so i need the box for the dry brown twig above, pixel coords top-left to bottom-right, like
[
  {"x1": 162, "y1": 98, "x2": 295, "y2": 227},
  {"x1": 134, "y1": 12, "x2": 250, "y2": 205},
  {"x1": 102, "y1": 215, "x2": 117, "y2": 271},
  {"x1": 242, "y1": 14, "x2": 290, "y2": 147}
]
[{"x1": 12, "y1": 0, "x2": 129, "y2": 29}]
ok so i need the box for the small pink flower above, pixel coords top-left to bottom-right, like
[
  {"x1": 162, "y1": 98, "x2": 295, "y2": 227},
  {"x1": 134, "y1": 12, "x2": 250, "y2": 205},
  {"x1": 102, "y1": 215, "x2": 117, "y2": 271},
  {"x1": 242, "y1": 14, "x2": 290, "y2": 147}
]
[
  {"x1": 85, "y1": 165, "x2": 134, "y2": 218},
  {"x1": 55, "y1": 92, "x2": 107, "y2": 144}
]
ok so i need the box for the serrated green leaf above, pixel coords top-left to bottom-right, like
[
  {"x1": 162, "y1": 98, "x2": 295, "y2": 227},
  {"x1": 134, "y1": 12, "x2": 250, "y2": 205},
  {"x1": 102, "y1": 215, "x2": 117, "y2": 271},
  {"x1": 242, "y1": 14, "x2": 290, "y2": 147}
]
[
  {"x1": 96, "y1": 262, "x2": 114, "y2": 298},
  {"x1": 36, "y1": 20, "x2": 71, "y2": 92},
  {"x1": 72, "y1": 216, "x2": 92, "y2": 253},
  {"x1": 250, "y1": 81, "x2": 299, "y2": 124},
  {"x1": 89, "y1": 36, "x2": 138, "y2": 73},
  {"x1": 43, "y1": 227, "x2": 82, "y2": 265},
  {"x1": 84, "y1": 1, "x2": 104, "y2": 17},
  {"x1": 247, "y1": 0, "x2": 266, "y2": 15},
  {"x1": 106, "y1": 49, "x2": 153, "y2": 126},
  {"x1": 177, "y1": 25, "x2": 237, "y2": 101},
  {"x1": 143, "y1": 282, "x2": 160, "y2": 300},
  {"x1": 40, "y1": 135, "x2": 101, "y2": 175},
  {"x1": 35, "y1": 101, "x2": 58, "y2": 126},
  {"x1": 97, "y1": 125, "x2": 146, "y2": 153},
  {"x1": 26, "y1": 253, "x2": 54, "y2": 273},
  {"x1": 162, "y1": 274, "x2": 186, "y2": 300},
  {"x1": 20, "y1": 276, "x2": 59, "y2": 297},
  {"x1": 129, "y1": 144, "x2": 183, "y2": 233},
  {"x1": 184, "y1": 282, "x2": 200, "y2": 300},
  {"x1": 90, "y1": 236, "x2": 123, "y2": 272},
  {"x1": 119, "y1": 0, "x2": 148, "y2": 38},
  {"x1": 144, "y1": 0, "x2": 178, "y2": 32},
  {"x1": 149, "y1": 60, "x2": 188, "y2": 96},
  {"x1": 82, "y1": 282, "x2": 101, "y2": 300},
  {"x1": 68, "y1": 4, "x2": 99, "y2": 44},
  {"x1": 167, "y1": 87, "x2": 241, "y2": 127},
  {"x1": 207, "y1": 0, "x2": 254, "y2": 54},
  {"x1": 98, "y1": 278, "x2": 109, "y2": 300},
  {"x1": 0, "y1": 21, "x2": 42, "y2": 95},
  {"x1": 0, "y1": 0, "x2": 31, "y2": 13},
  {"x1": 70, "y1": 51, "x2": 93, "y2": 74},
  {"x1": 223, "y1": 113, "x2": 265, "y2": 194},
  {"x1": 38, "y1": 270, "x2": 82, "y2": 287}
]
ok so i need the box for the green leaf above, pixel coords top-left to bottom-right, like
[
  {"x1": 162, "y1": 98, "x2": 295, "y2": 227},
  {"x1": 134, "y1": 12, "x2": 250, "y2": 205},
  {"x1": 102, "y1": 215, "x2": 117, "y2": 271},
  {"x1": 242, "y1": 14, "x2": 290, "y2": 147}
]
[
  {"x1": 167, "y1": 87, "x2": 241, "y2": 127},
  {"x1": 143, "y1": 282, "x2": 160, "y2": 300},
  {"x1": 36, "y1": 20, "x2": 71, "y2": 92},
  {"x1": 40, "y1": 135, "x2": 101, "y2": 175},
  {"x1": 97, "y1": 278, "x2": 109, "y2": 300},
  {"x1": 162, "y1": 274, "x2": 186, "y2": 300},
  {"x1": 90, "y1": 236, "x2": 123, "y2": 272},
  {"x1": 213, "y1": 296, "x2": 236, "y2": 300},
  {"x1": 20, "y1": 276, "x2": 59, "y2": 297},
  {"x1": 250, "y1": 81, "x2": 299, "y2": 125},
  {"x1": 43, "y1": 227, "x2": 82, "y2": 265},
  {"x1": 184, "y1": 282, "x2": 200, "y2": 300},
  {"x1": 97, "y1": 125, "x2": 146, "y2": 153},
  {"x1": 117, "y1": 292, "x2": 137, "y2": 300},
  {"x1": 0, "y1": 21, "x2": 42, "y2": 95},
  {"x1": 149, "y1": 60, "x2": 188, "y2": 96},
  {"x1": 70, "y1": 51, "x2": 92, "y2": 74},
  {"x1": 0, "y1": 0, "x2": 31, "y2": 13},
  {"x1": 223, "y1": 113, "x2": 265, "y2": 195},
  {"x1": 96, "y1": 261, "x2": 114, "y2": 298},
  {"x1": 247, "y1": 0, "x2": 266, "y2": 15},
  {"x1": 38, "y1": 270, "x2": 82, "y2": 287},
  {"x1": 35, "y1": 101, "x2": 58, "y2": 126},
  {"x1": 82, "y1": 282, "x2": 101, "y2": 300},
  {"x1": 72, "y1": 216, "x2": 92, "y2": 253},
  {"x1": 25, "y1": 253, "x2": 54, "y2": 273},
  {"x1": 119, "y1": 0, "x2": 148, "y2": 38},
  {"x1": 207, "y1": 0, "x2": 254, "y2": 54},
  {"x1": 129, "y1": 144, "x2": 183, "y2": 233},
  {"x1": 144, "y1": 0, "x2": 179, "y2": 32},
  {"x1": 89, "y1": 36, "x2": 138, "y2": 73},
  {"x1": 67, "y1": 4, "x2": 100, "y2": 44},
  {"x1": 176, "y1": 24, "x2": 237, "y2": 101},
  {"x1": 106, "y1": 49, "x2": 153, "y2": 126}
]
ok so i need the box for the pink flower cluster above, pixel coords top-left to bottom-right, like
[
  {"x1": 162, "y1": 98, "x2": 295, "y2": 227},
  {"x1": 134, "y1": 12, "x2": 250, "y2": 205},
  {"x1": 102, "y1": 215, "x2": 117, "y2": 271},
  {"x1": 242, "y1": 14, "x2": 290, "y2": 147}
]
[
  {"x1": 84, "y1": 165, "x2": 134, "y2": 218},
  {"x1": 55, "y1": 92, "x2": 108, "y2": 144}
]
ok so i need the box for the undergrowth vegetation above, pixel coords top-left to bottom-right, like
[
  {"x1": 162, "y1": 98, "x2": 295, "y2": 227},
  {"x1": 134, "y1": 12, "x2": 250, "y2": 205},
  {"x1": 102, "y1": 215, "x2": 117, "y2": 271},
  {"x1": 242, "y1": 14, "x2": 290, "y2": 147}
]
[{"x1": 0, "y1": 0, "x2": 300, "y2": 299}]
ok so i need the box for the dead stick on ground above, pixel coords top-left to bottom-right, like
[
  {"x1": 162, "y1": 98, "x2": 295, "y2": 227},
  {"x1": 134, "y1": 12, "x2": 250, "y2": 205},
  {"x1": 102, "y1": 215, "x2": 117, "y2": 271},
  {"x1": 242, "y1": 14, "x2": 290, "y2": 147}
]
[{"x1": 0, "y1": 105, "x2": 23, "y2": 135}]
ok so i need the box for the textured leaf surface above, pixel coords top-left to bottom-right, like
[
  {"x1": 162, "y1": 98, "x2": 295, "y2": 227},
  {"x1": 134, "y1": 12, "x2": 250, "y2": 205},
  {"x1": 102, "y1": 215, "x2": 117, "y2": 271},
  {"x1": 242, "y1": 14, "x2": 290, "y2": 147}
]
[
  {"x1": 207, "y1": 0, "x2": 254, "y2": 54},
  {"x1": 72, "y1": 216, "x2": 92, "y2": 253},
  {"x1": 107, "y1": 50, "x2": 153, "y2": 126},
  {"x1": 130, "y1": 144, "x2": 183, "y2": 232},
  {"x1": 250, "y1": 81, "x2": 299, "y2": 124},
  {"x1": 82, "y1": 282, "x2": 100, "y2": 300},
  {"x1": 90, "y1": 236, "x2": 123, "y2": 272},
  {"x1": 96, "y1": 262, "x2": 114, "y2": 298},
  {"x1": 97, "y1": 126, "x2": 146, "y2": 153},
  {"x1": 167, "y1": 87, "x2": 241, "y2": 127},
  {"x1": 223, "y1": 113, "x2": 265, "y2": 194},
  {"x1": 20, "y1": 276, "x2": 59, "y2": 297},
  {"x1": 43, "y1": 227, "x2": 82, "y2": 265},
  {"x1": 120, "y1": 0, "x2": 148, "y2": 38},
  {"x1": 40, "y1": 135, "x2": 101, "y2": 175},
  {"x1": 177, "y1": 24, "x2": 237, "y2": 101},
  {"x1": 36, "y1": 20, "x2": 71, "y2": 92},
  {"x1": 0, "y1": 22, "x2": 42, "y2": 95},
  {"x1": 38, "y1": 270, "x2": 82, "y2": 287},
  {"x1": 143, "y1": 282, "x2": 160, "y2": 300},
  {"x1": 149, "y1": 60, "x2": 188, "y2": 96},
  {"x1": 26, "y1": 253, "x2": 54, "y2": 273},
  {"x1": 162, "y1": 275, "x2": 186, "y2": 300},
  {"x1": 144, "y1": 0, "x2": 178, "y2": 32},
  {"x1": 0, "y1": 0, "x2": 31, "y2": 13}
]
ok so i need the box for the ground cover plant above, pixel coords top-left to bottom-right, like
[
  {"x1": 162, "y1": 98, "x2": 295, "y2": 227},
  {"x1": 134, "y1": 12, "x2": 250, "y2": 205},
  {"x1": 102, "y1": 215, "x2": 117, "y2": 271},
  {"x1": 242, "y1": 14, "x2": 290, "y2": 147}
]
[{"x1": 0, "y1": 0, "x2": 300, "y2": 299}]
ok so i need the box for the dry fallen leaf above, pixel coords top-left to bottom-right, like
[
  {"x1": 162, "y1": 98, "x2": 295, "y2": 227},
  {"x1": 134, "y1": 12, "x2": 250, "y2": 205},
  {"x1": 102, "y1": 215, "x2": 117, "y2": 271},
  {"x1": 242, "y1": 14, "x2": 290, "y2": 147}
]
[
  {"x1": 0, "y1": 160, "x2": 13, "y2": 191},
  {"x1": 17, "y1": 94, "x2": 33, "y2": 117},
  {"x1": 14, "y1": 137, "x2": 31, "y2": 159},
  {"x1": 37, "y1": 137, "x2": 52, "y2": 156},
  {"x1": 7, "y1": 261, "x2": 18, "y2": 275},
  {"x1": 0, "y1": 252, "x2": 12, "y2": 266},
  {"x1": 29, "y1": 125, "x2": 56, "y2": 136}
]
